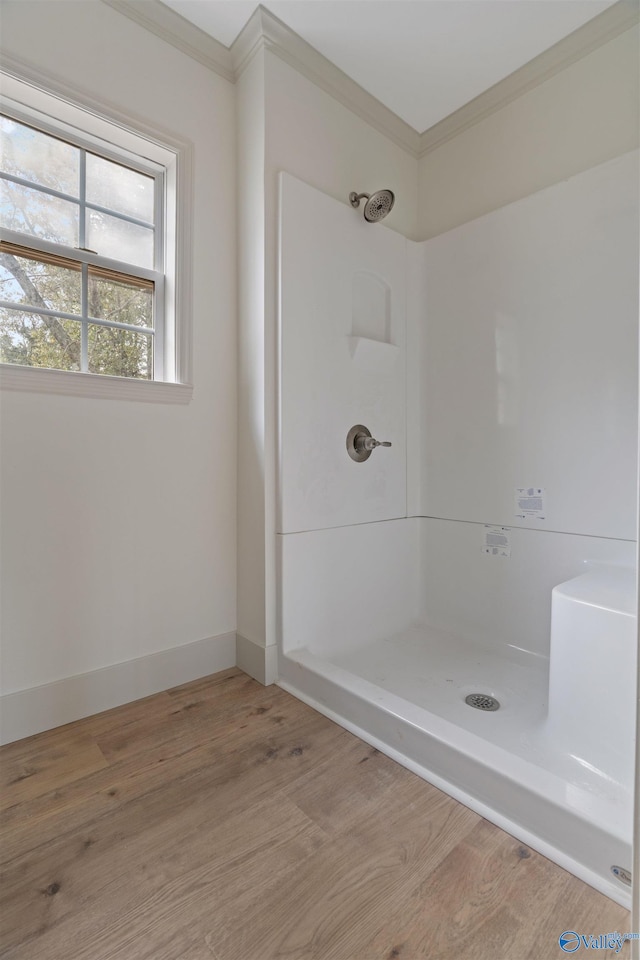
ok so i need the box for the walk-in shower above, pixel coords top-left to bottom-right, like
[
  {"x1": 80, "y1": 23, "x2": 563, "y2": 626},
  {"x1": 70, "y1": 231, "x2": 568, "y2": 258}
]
[{"x1": 276, "y1": 157, "x2": 639, "y2": 908}]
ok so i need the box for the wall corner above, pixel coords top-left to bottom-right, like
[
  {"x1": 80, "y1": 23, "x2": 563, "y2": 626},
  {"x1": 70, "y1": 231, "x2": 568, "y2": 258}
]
[{"x1": 236, "y1": 634, "x2": 279, "y2": 686}]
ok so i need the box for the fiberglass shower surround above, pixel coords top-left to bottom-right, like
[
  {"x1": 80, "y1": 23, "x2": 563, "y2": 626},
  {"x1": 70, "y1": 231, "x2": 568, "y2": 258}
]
[{"x1": 276, "y1": 153, "x2": 639, "y2": 908}]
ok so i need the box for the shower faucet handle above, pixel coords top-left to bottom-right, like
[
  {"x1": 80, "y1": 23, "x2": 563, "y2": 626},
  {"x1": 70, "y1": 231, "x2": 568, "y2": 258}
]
[{"x1": 357, "y1": 435, "x2": 391, "y2": 452}]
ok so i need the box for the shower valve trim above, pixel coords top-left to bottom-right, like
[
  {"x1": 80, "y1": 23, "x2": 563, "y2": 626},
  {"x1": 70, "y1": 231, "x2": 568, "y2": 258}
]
[{"x1": 346, "y1": 424, "x2": 392, "y2": 462}]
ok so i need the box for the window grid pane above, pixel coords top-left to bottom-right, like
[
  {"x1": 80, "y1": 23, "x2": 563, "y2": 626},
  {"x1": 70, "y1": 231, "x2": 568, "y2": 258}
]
[
  {"x1": 0, "y1": 307, "x2": 81, "y2": 371},
  {"x1": 0, "y1": 114, "x2": 162, "y2": 380},
  {"x1": 86, "y1": 209, "x2": 154, "y2": 269},
  {"x1": 86, "y1": 152, "x2": 155, "y2": 224},
  {"x1": 88, "y1": 269, "x2": 153, "y2": 329},
  {"x1": 0, "y1": 247, "x2": 82, "y2": 314},
  {"x1": 0, "y1": 241, "x2": 154, "y2": 376},
  {"x1": 0, "y1": 178, "x2": 79, "y2": 246},
  {"x1": 1, "y1": 116, "x2": 157, "y2": 269},
  {"x1": 0, "y1": 115, "x2": 79, "y2": 196},
  {"x1": 87, "y1": 323, "x2": 152, "y2": 380}
]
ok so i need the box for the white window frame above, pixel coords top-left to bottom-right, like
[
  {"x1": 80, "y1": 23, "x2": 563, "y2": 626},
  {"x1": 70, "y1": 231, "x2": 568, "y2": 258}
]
[{"x1": 0, "y1": 63, "x2": 193, "y2": 403}]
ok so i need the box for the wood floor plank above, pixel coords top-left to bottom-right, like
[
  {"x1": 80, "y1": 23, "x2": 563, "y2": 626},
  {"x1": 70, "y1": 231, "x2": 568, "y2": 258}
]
[
  {"x1": 205, "y1": 781, "x2": 481, "y2": 959},
  {"x1": 92, "y1": 669, "x2": 268, "y2": 764},
  {"x1": 520, "y1": 877, "x2": 633, "y2": 960},
  {"x1": 0, "y1": 668, "x2": 631, "y2": 960},
  {"x1": 283, "y1": 740, "x2": 416, "y2": 835},
  {"x1": 2, "y1": 791, "x2": 328, "y2": 960},
  {"x1": 0, "y1": 709, "x2": 342, "y2": 953},
  {"x1": 0, "y1": 677, "x2": 314, "y2": 861},
  {"x1": 357, "y1": 819, "x2": 631, "y2": 960},
  {"x1": 0, "y1": 734, "x2": 108, "y2": 812}
]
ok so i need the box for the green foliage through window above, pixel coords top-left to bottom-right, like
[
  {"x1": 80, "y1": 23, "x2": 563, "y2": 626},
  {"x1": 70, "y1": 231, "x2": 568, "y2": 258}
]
[{"x1": 0, "y1": 114, "x2": 159, "y2": 379}]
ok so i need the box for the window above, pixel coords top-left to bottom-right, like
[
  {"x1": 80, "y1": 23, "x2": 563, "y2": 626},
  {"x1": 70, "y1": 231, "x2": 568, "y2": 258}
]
[
  {"x1": 0, "y1": 70, "x2": 192, "y2": 401},
  {"x1": 1, "y1": 115, "x2": 162, "y2": 379}
]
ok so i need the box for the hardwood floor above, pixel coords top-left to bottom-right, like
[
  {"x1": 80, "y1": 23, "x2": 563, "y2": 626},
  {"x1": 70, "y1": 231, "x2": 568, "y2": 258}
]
[{"x1": 0, "y1": 668, "x2": 631, "y2": 959}]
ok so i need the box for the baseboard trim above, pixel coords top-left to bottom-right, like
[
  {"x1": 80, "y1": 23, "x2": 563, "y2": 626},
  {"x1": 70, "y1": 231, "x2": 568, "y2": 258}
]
[
  {"x1": 0, "y1": 631, "x2": 236, "y2": 745},
  {"x1": 236, "y1": 634, "x2": 278, "y2": 686}
]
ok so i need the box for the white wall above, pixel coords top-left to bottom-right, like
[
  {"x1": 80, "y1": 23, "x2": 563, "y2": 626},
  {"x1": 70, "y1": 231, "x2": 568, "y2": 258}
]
[
  {"x1": 265, "y1": 54, "x2": 419, "y2": 243},
  {"x1": 414, "y1": 28, "x2": 639, "y2": 662},
  {"x1": 236, "y1": 48, "x2": 267, "y2": 664},
  {"x1": 418, "y1": 25, "x2": 639, "y2": 239},
  {"x1": 421, "y1": 151, "x2": 639, "y2": 539},
  {"x1": 417, "y1": 151, "x2": 638, "y2": 659},
  {"x1": 0, "y1": 1, "x2": 237, "y2": 738},
  {"x1": 236, "y1": 48, "x2": 418, "y2": 677},
  {"x1": 279, "y1": 173, "x2": 407, "y2": 534}
]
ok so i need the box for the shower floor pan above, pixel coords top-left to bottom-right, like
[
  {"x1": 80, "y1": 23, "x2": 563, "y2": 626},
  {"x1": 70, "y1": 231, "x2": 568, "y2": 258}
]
[{"x1": 278, "y1": 625, "x2": 633, "y2": 908}]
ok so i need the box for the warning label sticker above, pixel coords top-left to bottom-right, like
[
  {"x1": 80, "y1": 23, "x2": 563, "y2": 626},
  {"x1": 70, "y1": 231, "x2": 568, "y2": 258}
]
[
  {"x1": 515, "y1": 487, "x2": 546, "y2": 521},
  {"x1": 482, "y1": 525, "x2": 511, "y2": 558}
]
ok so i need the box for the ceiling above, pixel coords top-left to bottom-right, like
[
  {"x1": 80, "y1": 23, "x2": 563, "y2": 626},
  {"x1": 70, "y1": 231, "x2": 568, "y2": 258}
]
[{"x1": 161, "y1": 0, "x2": 616, "y2": 132}]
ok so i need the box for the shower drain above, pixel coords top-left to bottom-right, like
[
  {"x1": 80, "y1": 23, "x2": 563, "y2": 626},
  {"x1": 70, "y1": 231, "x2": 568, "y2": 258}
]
[{"x1": 465, "y1": 693, "x2": 500, "y2": 712}]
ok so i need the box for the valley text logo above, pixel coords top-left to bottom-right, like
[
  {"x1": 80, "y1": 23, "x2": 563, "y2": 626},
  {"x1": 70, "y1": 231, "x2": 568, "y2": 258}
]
[{"x1": 559, "y1": 930, "x2": 640, "y2": 953}]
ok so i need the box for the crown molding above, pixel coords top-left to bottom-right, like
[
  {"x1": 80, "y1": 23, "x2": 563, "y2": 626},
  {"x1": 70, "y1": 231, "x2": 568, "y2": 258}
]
[
  {"x1": 230, "y1": 5, "x2": 266, "y2": 78},
  {"x1": 231, "y1": 7, "x2": 421, "y2": 157},
  {"x1": 100, "y1": 0, "x2": 234, "y2": 83},
  {"x1": 99, "y1": 0, "x2": 419, "y2": 156},
  {"x1": 418, "y1": 0, "x2": 640, "y2": 157},
  {"x1": 101, "y1": 0, "x2": 639, "y2": 161}
]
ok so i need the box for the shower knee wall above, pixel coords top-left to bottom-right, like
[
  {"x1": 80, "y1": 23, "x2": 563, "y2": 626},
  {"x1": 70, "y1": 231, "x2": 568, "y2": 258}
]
[
  {"x1": 278, "y1": 519, "x2": 421, "y2": 658},
  {"x1": 278, "y1": 518, "x2": 635, "y2": 662},
  {"x1": 418, "y1": 519, "x2": 636, "y2": 661}
]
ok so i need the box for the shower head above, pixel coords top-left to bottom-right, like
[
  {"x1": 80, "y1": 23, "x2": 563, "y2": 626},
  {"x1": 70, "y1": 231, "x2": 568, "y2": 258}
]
[{"x1": 349, "y1": 189, "x2": 395, "y2": 223}]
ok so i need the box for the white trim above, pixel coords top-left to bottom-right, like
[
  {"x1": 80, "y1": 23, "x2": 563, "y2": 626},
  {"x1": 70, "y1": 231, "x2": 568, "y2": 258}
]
[
  {"x1": 0, "y1": 631, "x2": 237, "y2": 745},
  {"x1": 232, "y1": 7, "x2": 420, "y2": 158},
  {"x1": 100, "y1": 0, "x2": 234, "y2": 83},
  {"x1": 100, "y1": 1, "x2": 639, "y2": 162},
  {"x1": 236, "y1": 634, "x2": 279, "y2": 686},
  {"x1": 172, "y1": 132, "x2": 193, "y2": 386},
  {"x1": 0, "y1": 227, "x2": 161, "y2": 280},
  {"x1": 0, "y1": 363, "x2": 193, "y2": 403},
  {"x1": 418, "y1": 1, "x2": 640, "y2": 156},
  {"x1": 0, "y1": 56, "x2": 194, "y2": 392}
]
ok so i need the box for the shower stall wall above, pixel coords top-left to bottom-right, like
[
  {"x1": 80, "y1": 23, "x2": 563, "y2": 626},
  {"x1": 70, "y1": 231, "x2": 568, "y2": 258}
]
[{"x1": 276, "y1": 156, "x2": 639, "y2": 906}]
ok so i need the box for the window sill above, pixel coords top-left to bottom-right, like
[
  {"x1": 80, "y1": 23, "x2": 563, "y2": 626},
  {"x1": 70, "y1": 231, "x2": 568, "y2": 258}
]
[{"x1": 0, "y1": 364, "x2": 193, "y2": 404}]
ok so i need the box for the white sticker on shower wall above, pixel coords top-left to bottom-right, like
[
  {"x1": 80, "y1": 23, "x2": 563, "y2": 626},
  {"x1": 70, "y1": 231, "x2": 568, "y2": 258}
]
[
  {"x1": 515, "y1": 488, "x2": 546, "y2": 521},
  {"x1": 483, "y1": 525, "x2": 511, "y2": 558},
  {"x1": 278, "y1": 173, "x2": 407, "y2": 534}
]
